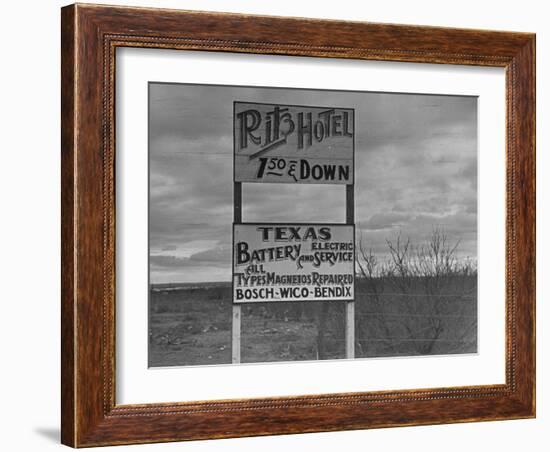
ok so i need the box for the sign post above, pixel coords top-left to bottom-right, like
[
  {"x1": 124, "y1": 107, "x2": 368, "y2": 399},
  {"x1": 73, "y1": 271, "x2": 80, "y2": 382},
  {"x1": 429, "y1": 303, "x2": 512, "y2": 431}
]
[
  {"x1": 346, "y1": 184, "x2": 355, "y2": 359},
  {"x1": 232, "y1": 181, "x2": 242, "y2": 364},
  {"x1": 232, "y1": 101, "x2": 355, "y2": 363}
]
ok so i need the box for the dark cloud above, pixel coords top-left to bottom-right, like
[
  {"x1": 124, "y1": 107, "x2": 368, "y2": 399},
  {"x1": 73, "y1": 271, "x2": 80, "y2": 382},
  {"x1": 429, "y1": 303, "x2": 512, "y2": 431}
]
[
  {"x1": 151, "y1": 246, "x2": 232, "y2": 269},
  {"x1": 150, "y1": 255, "x2": 190, "y2": 269},
  {"x1": 359, "y1": 212, "x2": 413, "y2": 230},
  {"x1": 149, "y1": 83, "x2": 477, "y2": 283},
  {"x1": 188, "y1": 246, "x2": 232, "y2": 264}
]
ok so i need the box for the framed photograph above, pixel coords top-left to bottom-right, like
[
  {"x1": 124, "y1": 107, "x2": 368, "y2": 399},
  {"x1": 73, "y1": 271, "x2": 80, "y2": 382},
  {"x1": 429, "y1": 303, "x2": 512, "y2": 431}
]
[{"x1": 61, "y1": 3, "x2": 536, "y2": 447}]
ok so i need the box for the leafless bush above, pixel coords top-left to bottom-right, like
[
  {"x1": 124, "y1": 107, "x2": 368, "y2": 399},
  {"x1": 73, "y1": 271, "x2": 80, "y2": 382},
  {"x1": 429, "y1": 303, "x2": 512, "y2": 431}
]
[{"x1": 355, "y1": 227, "x2": 477, "y2": 356}]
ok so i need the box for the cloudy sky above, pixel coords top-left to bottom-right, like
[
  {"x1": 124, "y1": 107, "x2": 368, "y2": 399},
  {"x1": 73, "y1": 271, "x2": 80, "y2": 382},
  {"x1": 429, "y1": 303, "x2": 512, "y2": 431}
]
[{"x1": 149, "y1": 83, "x2": 477, "y2": 284}]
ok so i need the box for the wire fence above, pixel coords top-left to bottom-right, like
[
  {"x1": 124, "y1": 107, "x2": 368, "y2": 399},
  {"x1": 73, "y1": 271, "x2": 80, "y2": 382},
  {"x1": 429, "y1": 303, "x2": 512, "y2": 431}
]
[
  {"x1": 356, "y1": 312, "x2": 476, "y2": 319},
  {"x1": 355, "y1": 292, "x2": 476, "y2": 298}
]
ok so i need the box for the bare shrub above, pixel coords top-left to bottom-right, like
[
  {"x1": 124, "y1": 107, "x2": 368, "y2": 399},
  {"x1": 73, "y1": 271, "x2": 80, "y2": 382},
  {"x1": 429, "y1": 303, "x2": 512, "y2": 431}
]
[{"x1": 355, "y1": 226, "x2": 477, "y2": 357}]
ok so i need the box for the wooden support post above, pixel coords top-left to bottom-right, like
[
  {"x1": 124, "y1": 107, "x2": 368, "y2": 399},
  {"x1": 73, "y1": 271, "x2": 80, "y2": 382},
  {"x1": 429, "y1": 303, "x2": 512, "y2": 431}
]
[
  {"x1": 232, "y1": 304, "x2": 241, "y2": 364},
  {"x1": 234, "y1": 182, "x2": 242, "y2": 224},
  {"x1": 346, "y1": 301, "x2": 355, "y2": 359},
  {"x1": 232, "y1": 182, "x2": 242, "y2": 364},
  {"x1": 345, "y1": 184, "x2": 355, "y2": 359},
  {"x1": 346, "y1": 184, "x2": 354, "y2": 225}
]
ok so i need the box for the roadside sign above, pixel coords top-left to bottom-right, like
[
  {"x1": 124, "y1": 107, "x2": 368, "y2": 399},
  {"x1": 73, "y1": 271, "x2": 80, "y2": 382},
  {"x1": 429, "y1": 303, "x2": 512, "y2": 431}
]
[
  {"x1": 232, "y1": 223, "x2": 355, "y2": 303},
  {"x1": 234, "y1": 102, "x2": 354, "y2": 184}
]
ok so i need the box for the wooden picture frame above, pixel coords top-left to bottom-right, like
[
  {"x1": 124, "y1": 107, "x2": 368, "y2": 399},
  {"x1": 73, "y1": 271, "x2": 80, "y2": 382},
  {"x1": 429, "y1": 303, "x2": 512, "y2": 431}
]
[{"x1": 61, "y1": 3, "x2": 535, "y2": 447}]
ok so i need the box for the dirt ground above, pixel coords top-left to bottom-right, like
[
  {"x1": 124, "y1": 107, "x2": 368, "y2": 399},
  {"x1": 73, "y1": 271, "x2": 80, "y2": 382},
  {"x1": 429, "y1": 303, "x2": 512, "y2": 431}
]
[{"x1": 149, "y1": 276, "x2": 477, "y2": 367}]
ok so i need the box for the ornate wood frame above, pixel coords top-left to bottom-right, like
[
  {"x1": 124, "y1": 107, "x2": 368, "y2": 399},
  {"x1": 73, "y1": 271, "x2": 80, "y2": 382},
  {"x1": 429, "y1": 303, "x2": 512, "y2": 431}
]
[{"x1": 61, "y1": 3, "x2": 536, "y2": 447}]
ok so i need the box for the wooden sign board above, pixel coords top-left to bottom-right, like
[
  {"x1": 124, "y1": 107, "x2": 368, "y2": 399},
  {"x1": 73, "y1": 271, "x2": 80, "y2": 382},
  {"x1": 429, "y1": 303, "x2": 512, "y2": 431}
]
[
  {"x1": 233, "y1": 223, "x2": 355, "y2": 303},
  {"x1": 234, "y1": 102, "x2": 354, "y2": 184}
]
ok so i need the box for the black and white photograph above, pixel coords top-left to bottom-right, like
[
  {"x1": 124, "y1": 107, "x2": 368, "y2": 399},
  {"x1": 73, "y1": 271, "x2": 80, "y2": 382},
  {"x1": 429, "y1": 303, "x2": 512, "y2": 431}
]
[
  {"x1": 148, "y1": 83, "x2": 478, "y2": 367},
  {"x1": 0, "y1": 0, "x2": 542, "y2": 449}
]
